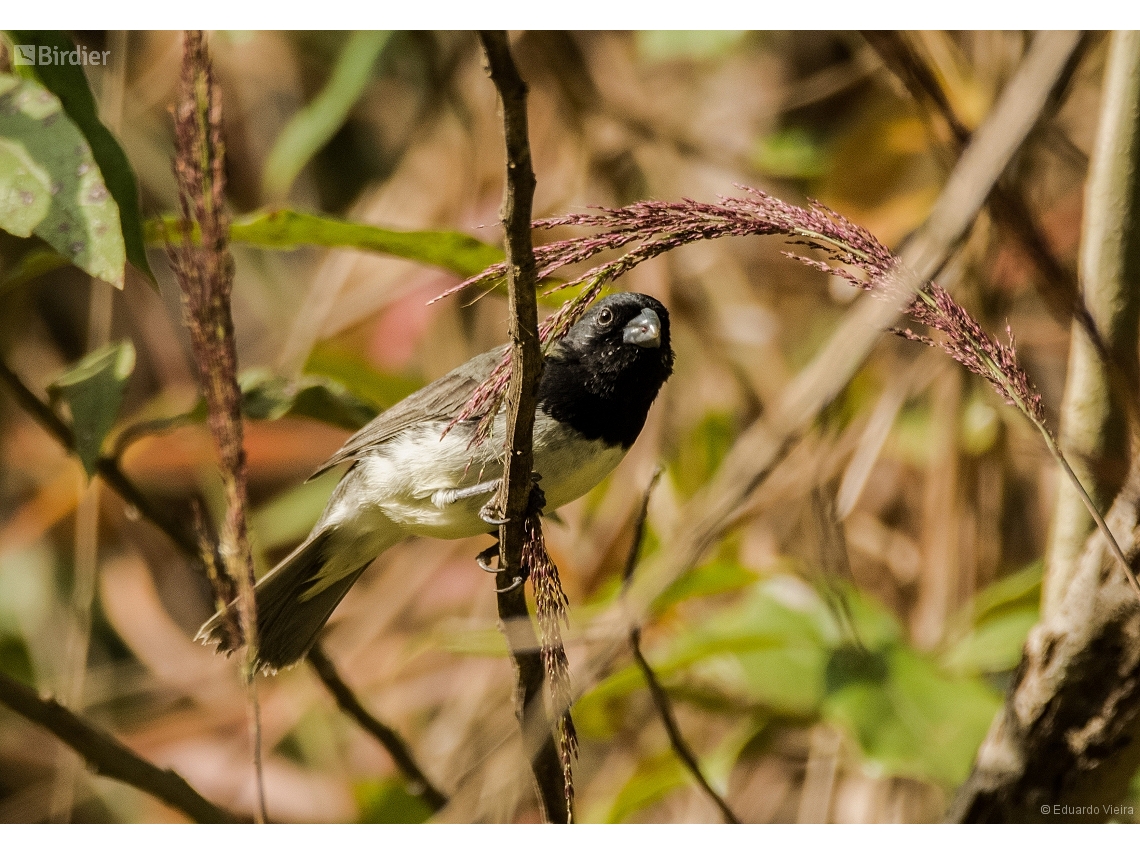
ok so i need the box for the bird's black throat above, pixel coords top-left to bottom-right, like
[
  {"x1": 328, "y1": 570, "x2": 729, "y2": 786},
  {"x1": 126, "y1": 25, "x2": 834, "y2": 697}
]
[{"x1": 537, "y1": 334, "x2": 673, "y2": 449}]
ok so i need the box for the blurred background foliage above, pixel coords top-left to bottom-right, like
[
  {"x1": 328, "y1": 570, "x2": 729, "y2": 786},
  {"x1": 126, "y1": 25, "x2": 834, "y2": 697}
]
[{"x1": 0, "y1": 30, "x2": 1133, "y2": 822}]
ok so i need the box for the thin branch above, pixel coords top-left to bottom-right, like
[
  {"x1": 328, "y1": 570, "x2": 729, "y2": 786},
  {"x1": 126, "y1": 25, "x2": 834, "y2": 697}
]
[
  {"x1": 0, "y1": 359, "x2": 199, "y2": 557},
  {"x1": 306, "y1": 645, "x2": 448, "y2": 812},
  {"x1": 628, "y1": 640, "x2": 740, "y2": 823},
  {"x1": 622, "y1": 469, "x2": 741, "y2": 824},
  {"x1": 478, "y1": 30, "x2": 570, "y2": 824},
  {"x1": 0, "y1": 670, "x2": 236, "y2": 823}
]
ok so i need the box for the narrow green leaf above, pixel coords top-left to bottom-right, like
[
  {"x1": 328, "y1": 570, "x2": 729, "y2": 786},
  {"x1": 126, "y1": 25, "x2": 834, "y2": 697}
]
[
  {"x1": 146, "y1": 210, "x2": 504, "y2": 279},
  {"x1": 0, "y1": 73, "x2": 125, "y2": 287},
  {"x1": 48, "y1": 339, "x2": 136, "y2": 476},
  {"x1": 0, "y1": 241, "x2": 69, "y2": 292},
  {"x1": 305, "y1": 344, "x2": 423, "y2": 411},
  {"x1": 606, "y1": 752, "x2": 689, "y2": 823},
  {"x1": 969, "y1": 560, "x2": 1043, "y2": 623},
  {"x1": 262, "y1": 31, "x2": 391, "y2": 201},
  {"x1": 10, "y1": 31, "x2": 156, "y2": 284}
]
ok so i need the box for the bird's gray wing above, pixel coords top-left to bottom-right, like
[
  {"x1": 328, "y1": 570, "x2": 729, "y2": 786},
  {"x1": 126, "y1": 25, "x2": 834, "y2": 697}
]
[{"x1": 307, "y1": 345, "x2": 507, "y2": 480}]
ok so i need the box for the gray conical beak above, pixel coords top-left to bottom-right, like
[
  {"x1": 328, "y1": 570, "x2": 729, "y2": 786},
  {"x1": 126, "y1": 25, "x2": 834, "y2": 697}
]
[{"x1": 623, "y1": 307, "x2": 662, "y2": 348}]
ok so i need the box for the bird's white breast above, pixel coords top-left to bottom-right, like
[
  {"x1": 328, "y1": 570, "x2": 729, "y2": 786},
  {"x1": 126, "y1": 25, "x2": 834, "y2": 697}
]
[{"x1": 327, "y1": 417, "x2": 627, "y2": 542}]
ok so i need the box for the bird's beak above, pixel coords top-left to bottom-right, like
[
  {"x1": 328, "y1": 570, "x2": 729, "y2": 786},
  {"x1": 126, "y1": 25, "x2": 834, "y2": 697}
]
[{"x1": 623, "y1": 307, "x2": 662, "y2": 348}]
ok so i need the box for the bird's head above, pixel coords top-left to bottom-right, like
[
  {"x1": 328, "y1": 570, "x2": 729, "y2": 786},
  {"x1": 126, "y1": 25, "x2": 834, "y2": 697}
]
[
  {"x1": 553, "y1": 292, "x2": 673, "y2": 394},
  {"x1": 540, "y1": 293, "x2": 673, "y2": 447}
]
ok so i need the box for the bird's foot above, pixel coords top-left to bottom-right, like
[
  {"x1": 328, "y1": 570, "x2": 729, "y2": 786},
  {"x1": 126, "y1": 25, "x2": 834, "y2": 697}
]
[
  {"x1": 476, "y1": 542, "x2": 500, "y2": 573},
  {"x1": 478, "y1": 473, "x2": 545, "y2": 526}
]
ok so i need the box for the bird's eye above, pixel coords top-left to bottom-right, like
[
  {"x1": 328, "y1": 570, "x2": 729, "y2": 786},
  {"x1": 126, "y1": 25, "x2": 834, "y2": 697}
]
[{"x1": 597, "y1": 307, "x2": 614, "y2": 326}]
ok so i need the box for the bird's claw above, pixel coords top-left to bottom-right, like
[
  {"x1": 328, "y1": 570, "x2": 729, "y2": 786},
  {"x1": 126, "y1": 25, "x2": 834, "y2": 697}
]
[
  {"x1": 479, "y1": 502, "x2": 509, "y2": 526},
  {"x1": 495, "y1": 575, "x2": 525, "y2": 594},
  {"x1": 476, "y1": 543, "x2": 500, "y2": 573}
]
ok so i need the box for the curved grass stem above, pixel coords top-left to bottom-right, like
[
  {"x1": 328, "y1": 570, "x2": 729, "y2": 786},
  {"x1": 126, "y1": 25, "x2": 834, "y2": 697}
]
[{"x1": 1037, "y1": 423, "x2": 1140, "y2": 602}]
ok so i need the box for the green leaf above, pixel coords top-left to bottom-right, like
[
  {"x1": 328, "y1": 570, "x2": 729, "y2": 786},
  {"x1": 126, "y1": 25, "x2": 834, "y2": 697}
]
[
  {"x1": 0, "y1": 73, "x2": 125, "y2": 287},
  {"x1": 648, "y1": 580, "x2": 834, "y2": 716},
  {"x1": 823, "y1": 644, "x2": 1001, "y2": 786},
  {"x1": 355, "y1": 778, "x2": 433, "y2": 824},
  {"x1": 263, "y1": 31, "x2": 391, "y2": 201},
  {"x1": 239, "y1": 368, "x2": 380, "y2": 431},
  {"x1": 48, "y1": 339, "x2": 135, "y2": 477},
  {"x1": 941, "y1": 561, "x2": 1042, "y2": 675},
  {"x1": 652, "y1": 559, "x2": 758, "y2": 614},
  {"x1": 304, "y1": 344, "x2": 423, "y2": 411},
  {"x1": 0, "y1": 240, "x2": 69, "y2": 292},
  {"x1": 147, "y1": 209, "x2": 503, "y2": 279},
  {"x1": 0, "y1": 135, "x2": 51, "y2": 234},
  {"x1": 969, "y1": 560, "x2": 1043, "y2": 624},
  {"x1": 668, "y1": 411, "x2": 736, "y2": 497},
  {"x1": 943, "y1": 606, "x2": 1038, "y2": 676},
  {"x1": 574, "y1": 666, "x2": 646, "y2": 739},
  {"x1": 10, "y1": 31, "x2": 155, "y2": 284}
]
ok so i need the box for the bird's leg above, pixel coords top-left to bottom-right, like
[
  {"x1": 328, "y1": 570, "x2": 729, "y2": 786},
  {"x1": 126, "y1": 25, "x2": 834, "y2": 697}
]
[{"x1": 431, "y1": 479, "x2": 499, "y2": 509}]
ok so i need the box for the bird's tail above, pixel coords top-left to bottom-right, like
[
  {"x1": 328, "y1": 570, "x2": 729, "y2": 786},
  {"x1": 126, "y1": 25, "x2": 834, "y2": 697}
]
[{"x1": 196, "y1": 529, "x2": 370, "y2": 673}]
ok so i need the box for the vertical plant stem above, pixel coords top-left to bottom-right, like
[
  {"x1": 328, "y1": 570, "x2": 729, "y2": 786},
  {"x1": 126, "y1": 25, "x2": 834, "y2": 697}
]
[
  {"x1": 50, "y1": 36, "x2": 127, "y2": 818},
  {"x1": 167, "y1": 30, "x2": 266, "y2": 822},
  {"x1": 477, "y1": 30, "x2": 569, "y2": 824},
  {"x1": 1045, "y1": 30, "x2": 1140, "y2": 613}
]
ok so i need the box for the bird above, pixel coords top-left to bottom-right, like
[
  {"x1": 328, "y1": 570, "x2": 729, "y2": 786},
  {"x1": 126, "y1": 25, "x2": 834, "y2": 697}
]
[{"x1": 198, "y1": 292, "x2": 674, "y2": 672}]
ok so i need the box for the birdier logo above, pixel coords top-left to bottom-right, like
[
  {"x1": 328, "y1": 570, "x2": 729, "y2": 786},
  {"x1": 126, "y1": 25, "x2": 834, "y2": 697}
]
[{"x1": 13, "y1": 44, "x2": 110, "y2": 66}]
